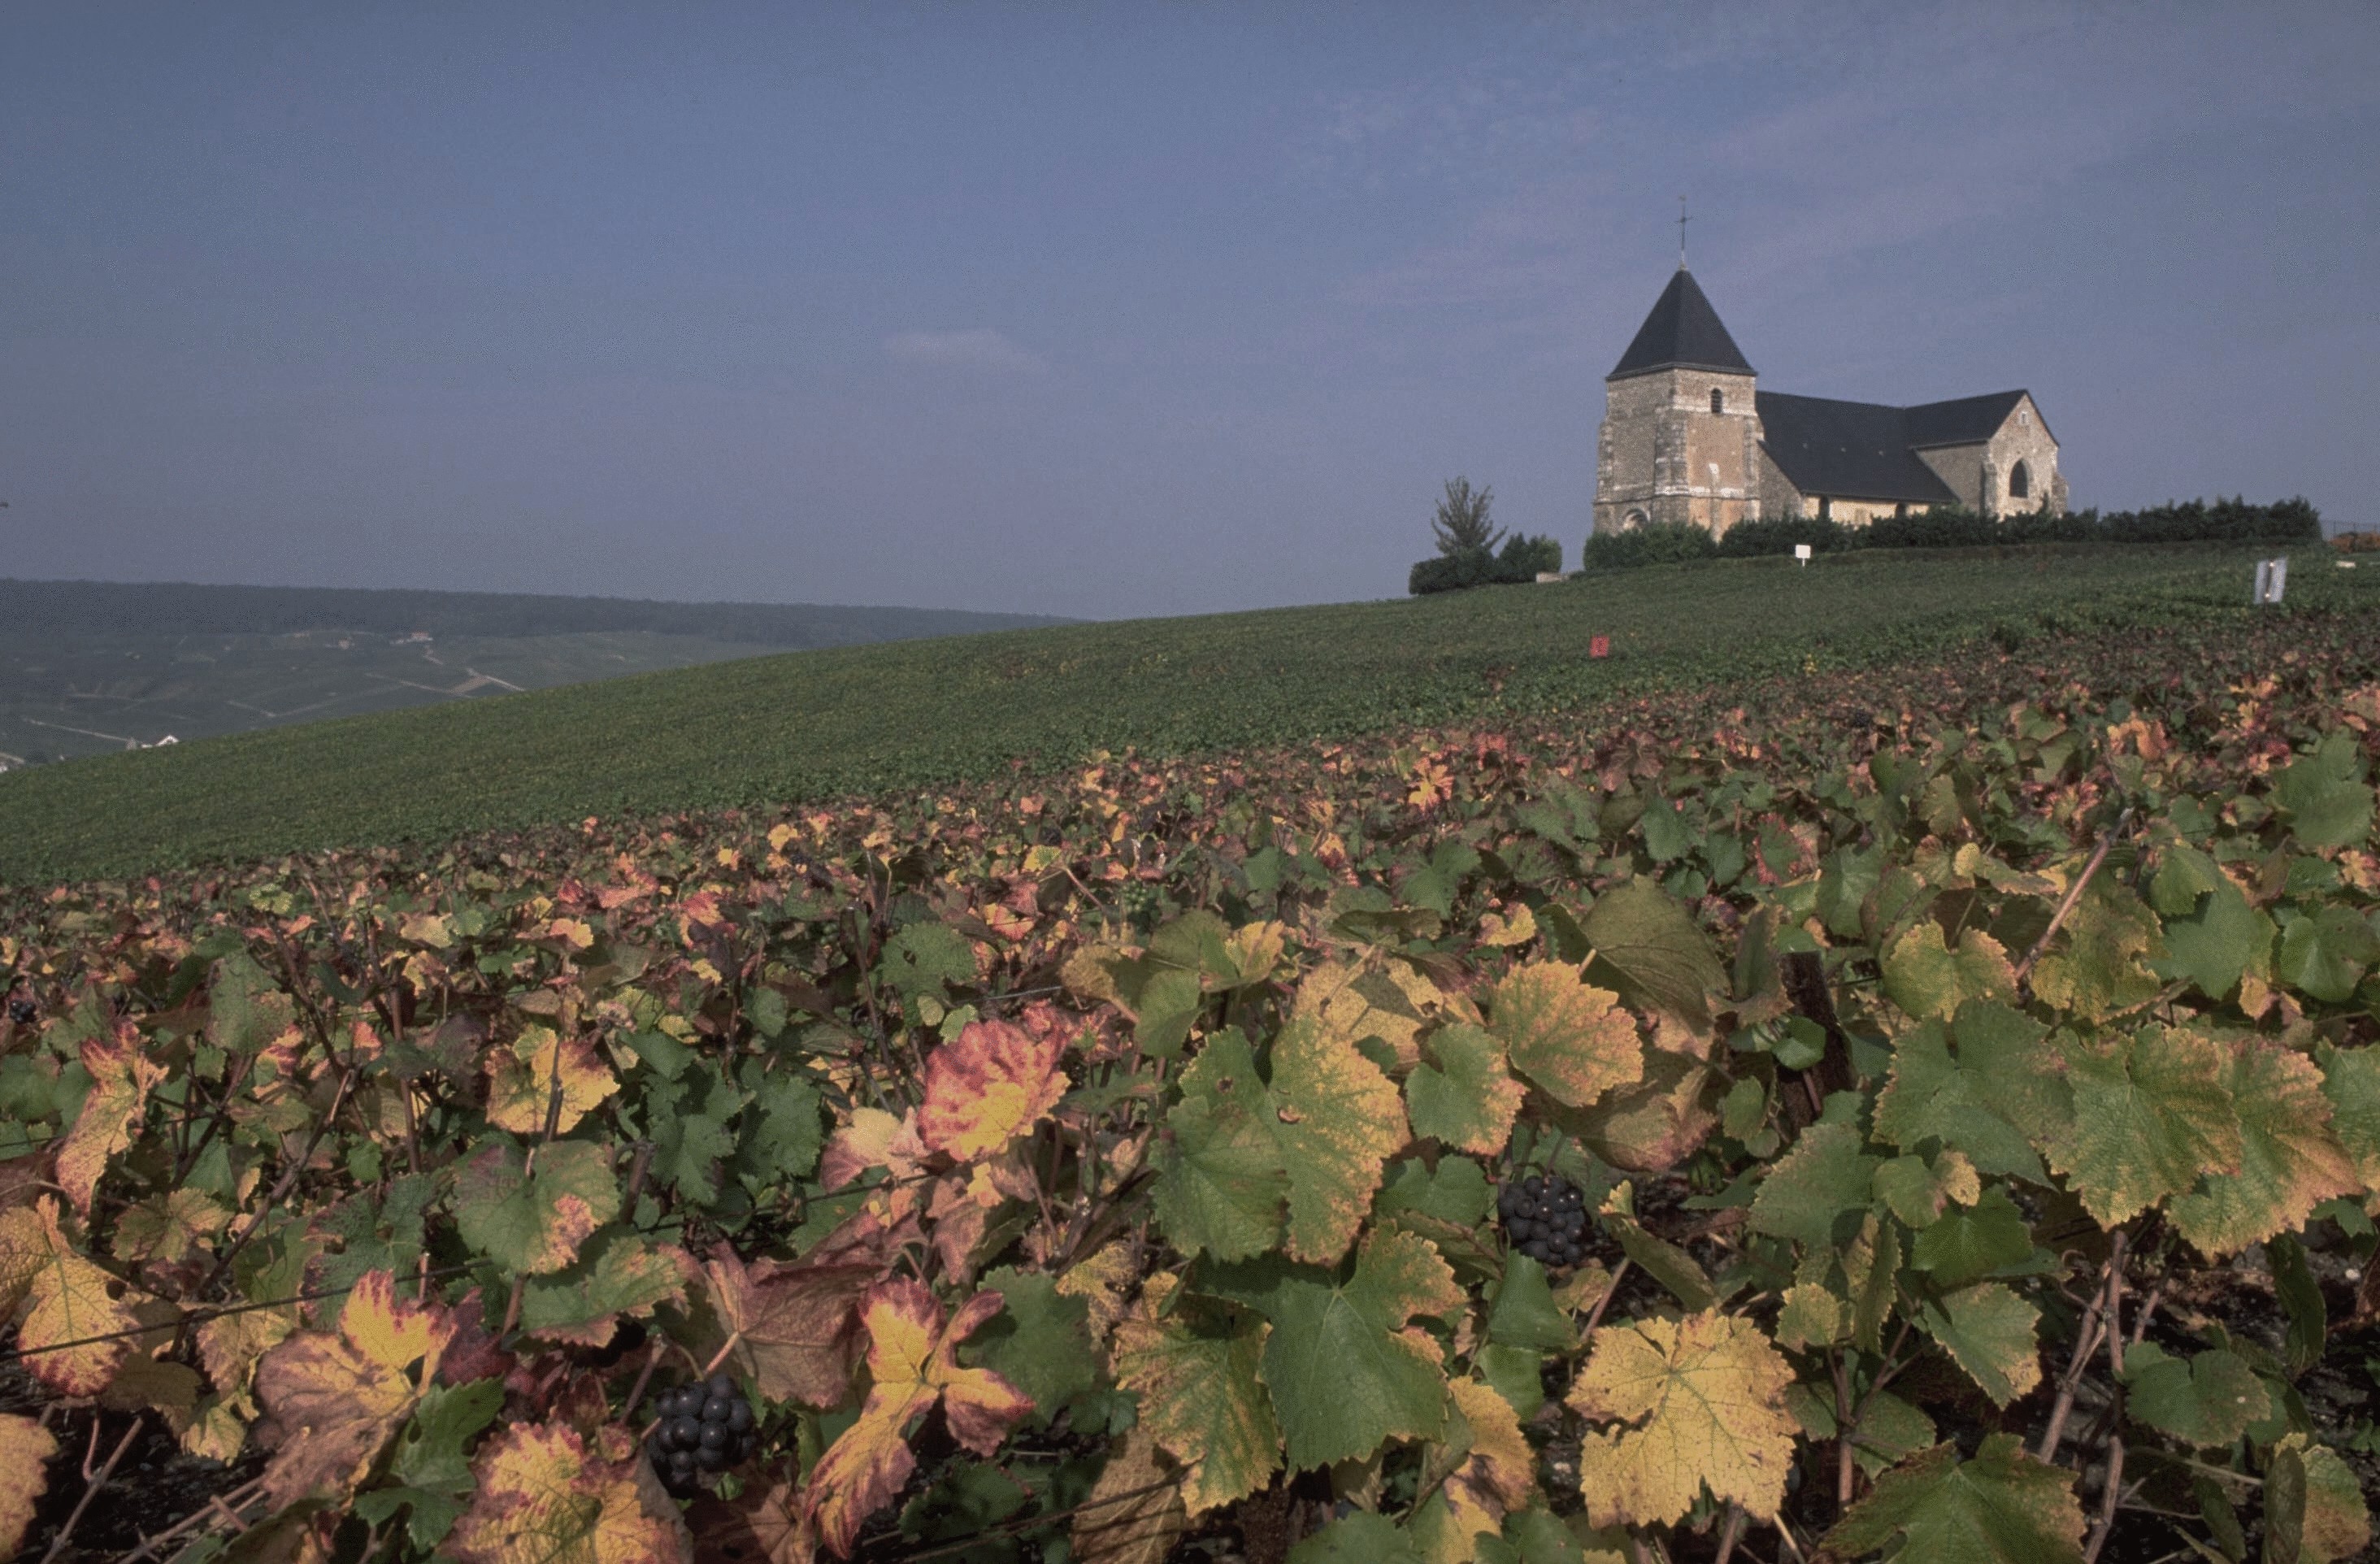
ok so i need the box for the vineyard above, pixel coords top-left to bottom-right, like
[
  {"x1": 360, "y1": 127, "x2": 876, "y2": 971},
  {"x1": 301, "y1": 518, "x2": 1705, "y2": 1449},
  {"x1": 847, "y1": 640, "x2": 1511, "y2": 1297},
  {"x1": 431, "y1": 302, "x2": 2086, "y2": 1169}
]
[
  {"x1": 2, "y1": 589, "x2": 2380, "y2": 1560},
  {"x1": 2, "y1": 542, "x2": 2365, "y2": 885}
]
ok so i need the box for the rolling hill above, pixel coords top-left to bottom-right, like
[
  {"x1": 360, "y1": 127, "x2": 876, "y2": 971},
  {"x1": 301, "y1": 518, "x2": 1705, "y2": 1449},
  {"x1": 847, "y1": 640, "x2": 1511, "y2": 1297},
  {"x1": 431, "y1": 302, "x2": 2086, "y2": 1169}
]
[{"x1": 1, "y1": 543, "x2": 2370, "y2": 884}]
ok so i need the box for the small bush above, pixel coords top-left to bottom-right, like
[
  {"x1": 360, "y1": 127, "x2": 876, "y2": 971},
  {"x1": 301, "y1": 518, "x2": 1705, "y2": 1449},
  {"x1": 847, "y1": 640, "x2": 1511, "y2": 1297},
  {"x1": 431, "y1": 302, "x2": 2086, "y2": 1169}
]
[
  {"x1": 1500, "y1": 533, "x2": 1563, "y2": 577},
  {"x1": 1581, "y1": 519, "x2": 1719, "y2": 571}
]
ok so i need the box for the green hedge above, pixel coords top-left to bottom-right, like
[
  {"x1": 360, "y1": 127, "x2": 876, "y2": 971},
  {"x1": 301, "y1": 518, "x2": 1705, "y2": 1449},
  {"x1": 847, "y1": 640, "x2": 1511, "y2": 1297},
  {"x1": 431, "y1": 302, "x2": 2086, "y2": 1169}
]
[
  {"x1": 1409, "y1": 533, "x2": 1565, "y2": 595},
  {"x1": 1582, "y1": 496, "x2": 2321, "y2": 571}
]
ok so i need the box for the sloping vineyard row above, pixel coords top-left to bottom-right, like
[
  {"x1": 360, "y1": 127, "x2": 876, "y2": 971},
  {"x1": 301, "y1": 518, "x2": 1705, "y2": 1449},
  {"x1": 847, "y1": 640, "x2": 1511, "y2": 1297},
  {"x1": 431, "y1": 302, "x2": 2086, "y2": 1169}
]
[{"x1": 2, "y1": 610, "x2": 2378, "y2": 1562}]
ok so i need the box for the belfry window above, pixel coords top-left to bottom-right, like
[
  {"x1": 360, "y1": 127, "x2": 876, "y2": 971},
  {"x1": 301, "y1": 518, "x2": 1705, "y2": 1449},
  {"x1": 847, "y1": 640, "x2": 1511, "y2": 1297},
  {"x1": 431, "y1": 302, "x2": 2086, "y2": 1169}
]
[
  {"x1": 1710, "y1": 388, "x2": 1725, "y2": 415},
  {"x1": 2009, "y1": 460, "x2": 2030, "y2": 500}
]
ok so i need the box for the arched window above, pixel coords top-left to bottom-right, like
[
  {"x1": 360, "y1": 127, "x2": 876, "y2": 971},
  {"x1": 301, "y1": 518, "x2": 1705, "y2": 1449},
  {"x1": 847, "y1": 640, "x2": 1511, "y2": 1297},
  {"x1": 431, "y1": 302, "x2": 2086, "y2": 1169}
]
[
  {"x1": 1623, "y1": 508, "x2": 1650, "y2": 528},
  {"x1": 2009, "y1": 460, "x2": 2030, "y2": 500},
  {"x1": 1710, "y1": 388, "x2": 1725, "y2": 415}
]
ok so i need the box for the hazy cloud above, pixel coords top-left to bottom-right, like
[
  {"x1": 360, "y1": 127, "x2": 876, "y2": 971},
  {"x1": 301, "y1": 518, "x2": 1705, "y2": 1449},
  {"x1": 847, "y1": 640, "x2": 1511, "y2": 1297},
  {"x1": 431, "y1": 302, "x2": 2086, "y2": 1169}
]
[{"x1": 884, "y1": 328, "x2": 1048, "y2": 374}]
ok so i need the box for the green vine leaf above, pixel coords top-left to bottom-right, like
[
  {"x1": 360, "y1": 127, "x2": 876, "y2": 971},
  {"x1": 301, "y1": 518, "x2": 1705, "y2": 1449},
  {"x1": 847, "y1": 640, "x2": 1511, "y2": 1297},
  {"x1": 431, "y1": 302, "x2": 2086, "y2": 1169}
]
[
  {"x1": 1917, "y1": 1282, "x2": 2042, "y2": 1408},
  {"x1": 1822, "y1": 1434, "x2": 2085, "y2": 1564},
  {"x1": 2041, "y1": 1025, "x2": 2239, "y2": 1228}
]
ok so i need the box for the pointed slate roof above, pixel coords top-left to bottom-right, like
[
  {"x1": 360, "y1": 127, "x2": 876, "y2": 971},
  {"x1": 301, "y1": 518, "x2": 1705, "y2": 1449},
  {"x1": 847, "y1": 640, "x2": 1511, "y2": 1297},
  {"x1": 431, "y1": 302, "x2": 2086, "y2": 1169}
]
[{"x1": 1609, "y1": 267, "x2": 1755, "y2": 380}]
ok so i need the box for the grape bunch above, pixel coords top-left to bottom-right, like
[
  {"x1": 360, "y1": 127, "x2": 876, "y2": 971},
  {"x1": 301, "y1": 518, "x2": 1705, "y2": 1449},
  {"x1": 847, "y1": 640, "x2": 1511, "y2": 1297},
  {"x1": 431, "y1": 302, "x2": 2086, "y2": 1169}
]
[
  {"x1": 6, "y1": 998, "x2": 34, "y2": 1026},
  {"x1": 646, "y1": 1373, "x2": 758, "y2": 1492},
  {"x1": 1498, "y1": 1174, "x2": 1587, "y2": 1269}
]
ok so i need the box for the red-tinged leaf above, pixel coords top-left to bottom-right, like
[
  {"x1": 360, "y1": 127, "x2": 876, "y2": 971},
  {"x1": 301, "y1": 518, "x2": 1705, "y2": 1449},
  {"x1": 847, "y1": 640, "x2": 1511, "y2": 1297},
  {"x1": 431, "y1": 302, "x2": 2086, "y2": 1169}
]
[
  {"x1": 449, "y1": 1419, "x2": 690, "y2": 1564},
  {"x1": 793, "y1": 1279, "x2": 1031, "y2": 1559},
  {"x1": 0, "y1": 1196, "x2": 142, "y2": 1397},
  {"x1": 253, "y1": 1269, "x2": 454, "y2": 1510},
  {"x1": 0, "y1": 1414, "x2": 55, "y2": 1558},
  {"x1": 54, "y1": 1020, "x2": 167, "y2": 1218},
  {"x1": 702, "y1": 1213, "x2": 903, "y2": 1407},
  {"x1": 819, "y1": 1107, "x2": 931, "y2": 1191},
  {"x1": 917, "y1": 1018, "x2": 1067, "y2": 1160}
]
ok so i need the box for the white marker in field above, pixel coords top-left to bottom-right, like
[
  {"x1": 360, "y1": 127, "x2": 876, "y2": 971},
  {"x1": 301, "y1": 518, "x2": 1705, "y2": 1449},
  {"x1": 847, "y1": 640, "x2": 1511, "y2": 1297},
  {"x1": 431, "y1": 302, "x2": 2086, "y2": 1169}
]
[
  {"x1": 2254, "y1": 558, "x2": 2289, "y2": 604},
  {"x1": 1794, "y1": 544, "x2": 1813, "y2": 567}
]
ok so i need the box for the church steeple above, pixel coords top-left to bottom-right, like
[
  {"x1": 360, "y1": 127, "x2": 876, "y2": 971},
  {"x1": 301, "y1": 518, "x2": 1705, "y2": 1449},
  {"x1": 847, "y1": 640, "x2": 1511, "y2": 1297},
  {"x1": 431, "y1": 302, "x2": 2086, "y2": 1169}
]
[{"x1": 1609, "y1": 268, "x2": 1754, "y2": 380}]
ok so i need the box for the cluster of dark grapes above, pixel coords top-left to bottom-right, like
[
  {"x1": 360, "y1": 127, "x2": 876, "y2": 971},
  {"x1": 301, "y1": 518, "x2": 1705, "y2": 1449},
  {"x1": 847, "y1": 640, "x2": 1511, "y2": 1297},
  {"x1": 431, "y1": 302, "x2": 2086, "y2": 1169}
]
[
  {"x1": 1498, "y1": 1174, "x2": 1588, "y2": 1269},
  {"x1": 646, "y1": 1374, "x2": 758, "y2": 1492},
  {"x1": 6, "y1": 998, "x2": 34, "y2": 1026}
]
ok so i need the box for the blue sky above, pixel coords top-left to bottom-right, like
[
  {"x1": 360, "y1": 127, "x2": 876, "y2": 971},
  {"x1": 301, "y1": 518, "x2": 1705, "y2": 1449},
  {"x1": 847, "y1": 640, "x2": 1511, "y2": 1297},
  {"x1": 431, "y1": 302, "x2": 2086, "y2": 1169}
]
[{"x1": 5, "y1": 3, "x2": 2375, "y2": 619}]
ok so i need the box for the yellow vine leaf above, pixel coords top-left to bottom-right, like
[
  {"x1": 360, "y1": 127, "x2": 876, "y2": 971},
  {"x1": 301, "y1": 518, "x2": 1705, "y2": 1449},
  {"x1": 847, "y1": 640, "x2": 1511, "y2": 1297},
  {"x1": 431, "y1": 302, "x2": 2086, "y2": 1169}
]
[
  {"x1": 1056, "y1": 1242, "x2": 1140, "y2": 1340},
  {"x1": 252, "y1": 1269, "x2": 453, "y2": 1510},
  {"x1": 1413, "y1": 1378, "x2": 1539, "y2": 1563},
  {"x1": 819, "y1": 1106, "x2": 932, "y2": 1191},
  {"x1": 917, "y1": 1018, "x2": 1068, "y2": 1160},
  {"x1": 4, "y1": 1196, "x2": 141, "y2": 1396},
  {"x1": 55, "y1": 1021, "x2": 167, "y2": 1218},
  {"x1": 0, "y1": 1414, "x2": 55, "y2": 1558},
  {"x1": 450, "y1": 1420, "x2": 689, "y2": 1564},
  {"x1": 1568, "y1": 1309, "x2": 1797, "y2": 1529},
  {"x1": 1488, "y1": 961, "x2": 1643, "y2": 1109},
  {"x1": 483, "y1": 1023, "x2": 616, "y2": 1136},
  {"x1": 794, "y1": 1279, "x2": 1031, "y2": 1559},
  {"x1": 1071, "y1": 1424, "x2": 1189, "y2": 1564}
]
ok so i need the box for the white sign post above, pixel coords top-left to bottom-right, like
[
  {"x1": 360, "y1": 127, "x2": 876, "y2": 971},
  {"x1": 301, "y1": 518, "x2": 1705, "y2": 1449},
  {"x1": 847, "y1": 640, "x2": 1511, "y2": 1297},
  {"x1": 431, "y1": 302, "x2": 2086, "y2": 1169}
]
[
  {"x1": 1794, "y1": 544, "x2": 1813, "y2": 567},
  {"x1": 2253, "y1": 558, "x2": 2289, "y2": 605}
]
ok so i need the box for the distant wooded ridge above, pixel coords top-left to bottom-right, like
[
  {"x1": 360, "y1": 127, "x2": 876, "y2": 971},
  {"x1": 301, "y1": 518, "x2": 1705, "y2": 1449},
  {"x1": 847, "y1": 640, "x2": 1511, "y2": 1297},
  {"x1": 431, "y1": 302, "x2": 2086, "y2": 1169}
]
[{"x1": 0, "y1": 579, "x2": 1075, "y2": 645}]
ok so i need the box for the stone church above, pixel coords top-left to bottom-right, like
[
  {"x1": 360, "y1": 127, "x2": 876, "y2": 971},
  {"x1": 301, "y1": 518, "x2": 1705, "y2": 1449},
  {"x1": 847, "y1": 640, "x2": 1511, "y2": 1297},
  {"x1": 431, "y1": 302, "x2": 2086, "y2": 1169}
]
[{"x1": 1592, "y1": 267, "x2": 2066, "y2": 536}]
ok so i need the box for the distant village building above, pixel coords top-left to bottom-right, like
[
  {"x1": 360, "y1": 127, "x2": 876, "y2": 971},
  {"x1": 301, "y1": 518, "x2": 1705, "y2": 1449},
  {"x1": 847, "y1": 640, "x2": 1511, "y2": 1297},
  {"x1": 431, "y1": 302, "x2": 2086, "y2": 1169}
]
[{"x1": 1592, "y1": 267, "x2": 2066, "y2": 537}]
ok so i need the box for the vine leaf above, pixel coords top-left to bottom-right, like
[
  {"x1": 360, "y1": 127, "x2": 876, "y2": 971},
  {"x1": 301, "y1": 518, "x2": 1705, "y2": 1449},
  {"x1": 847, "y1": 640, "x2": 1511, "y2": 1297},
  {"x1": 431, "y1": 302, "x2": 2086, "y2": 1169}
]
[
  {"x1": 2274, "y1": 732, "x2": 2375, "y2": 850},
  {"x1": 2266, "y1": 1431, "x2": 2372, "y2": 1564},
  {"x1": 1907, "y1": 1188, "x2": 2031, "y2": 1290},
  {"x1": 0, "y1": 1414, "x2": 54, "y2": 1557},
  {"x1": 0, "y1": 1196, "x2": 141, "y2": 1397},
  {"x1": 793, "y1": 1279, "x2": 1031, "y2": 1560},
  {"x1": 55, "y1": 1021, "x2": 166, "y2": 1218},
  {"x1": 1270, "y1": 1015, "x2": 1410, "y2": 1263},
  {"x1": 2041, "y1": 1025, "x2": 2239, "y2": 1227},
  {"x1": 1153, "y1": 1032, "x2": 1289, "y2": 1262},
  {"x1": 1883, "y1": 924, "x2": 2017, "y2": 1021},
  {"x1": 1406, "y1": 1023, "x2": 1527, "y2": 1155},
  {"x1": 1874, "y1": 1002, "x2": 2068, "y2": 1183},
  {"x1": 1410, "y1": 1377, "x2": 1538, "y2": 1562},
  {"x1": 1822, "y1": 1434, "x2": 2085, "y2": 1564},
  {"x1": 1566, "y1": 1308, "x2": 1796, "y2": 1528},
  {"x1": 701, "y1": 1214, "x2": 897, "y2": 1407},
  {"x1": 2149, "y1": 845, "x2": 2273, "y2": 1001},
  {"x1": 1288, "y1": 1511, "x2": 1423, "y2": 1564},
  {"x1": 2120, "y1": 1345, "x2": 2271, "y2": 1449},
  {"x1": 1748, "y1": 1121, "x2": 1881, "y2": 1249},
  {"x1": 1574, "y1": 878, "x2": 1727, "y2": 1028},
  {"x1": 2276, "y1": 906, "x2": 2380, "y2": 1006},
  {"x1": 917, "y1": 1018, "x2": 1067, "y2": 1160},
  {"x1": 1226, "y1": 1229, "x2": 1461, "y2": 1471},
  {"x1": 1917, "y1": 1282, "x2": 2042, "y2": 1408},
  {"x1": 2030, "y1": 881, "x2": 2167, "y2": 1022},
  {"x1": 453, "y1": 1140, "x2": 619, "y2": 1276},
  {"x1": 1153, "y1": 1021, "x2": 1406, "y2": 1266},
  {"x1": 447, "y1": 1419, "x2": 688, "y2": 1564},
  {"x1": 966, "y1": 1266, "x2": 1098, "y2": 1423},
  {"x1": 1487, "y1": 962, "x2": 1642, "y2": 1110},
  {"x1": 1112, "y1": 1282, "x2": 1282, "y2": 1514},
  {"x1": 482, "y1": 1024, "x2": 617, "y2": 1136},
  {"x1": 2318, "y1": 1043, "x2": 2380, "y2": 1193},
  {"x1": 517, "y1": 1230, "x2": 693, "y2": 1347},
  {"x1": 253, "y1": 1269, "x2": 453, "y2": 1510},
  {"x1": 1071, "y1": 1424, "x2": 1188, "y2": 1564},
  {"x1": 2167, "y1": 1040, "x2": 2359, "y2": 1258}
]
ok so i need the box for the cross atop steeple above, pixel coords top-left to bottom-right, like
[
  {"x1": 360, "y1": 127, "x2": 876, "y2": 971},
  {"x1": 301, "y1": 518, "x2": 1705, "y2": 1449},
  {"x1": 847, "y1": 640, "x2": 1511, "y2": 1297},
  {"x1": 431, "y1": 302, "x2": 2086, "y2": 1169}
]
[{"x1": 1677, "y1": 196, "x2": 1689, "y2": 269}]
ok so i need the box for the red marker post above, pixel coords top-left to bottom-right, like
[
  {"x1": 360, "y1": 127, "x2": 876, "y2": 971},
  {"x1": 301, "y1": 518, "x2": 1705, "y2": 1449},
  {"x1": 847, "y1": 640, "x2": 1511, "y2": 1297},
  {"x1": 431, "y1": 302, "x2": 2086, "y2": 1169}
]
[{"x1": 1589, "y1": 636, "x2": 1610, "y2": 659}]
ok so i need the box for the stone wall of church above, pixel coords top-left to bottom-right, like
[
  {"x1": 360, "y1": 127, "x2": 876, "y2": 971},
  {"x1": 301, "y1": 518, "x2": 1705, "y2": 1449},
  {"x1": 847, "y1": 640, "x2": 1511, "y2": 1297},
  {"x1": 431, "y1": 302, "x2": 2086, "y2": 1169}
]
[
  {"x1": 1983, "y1": 395, "x2": 2063, "y2": 515},
  {"x1": 1757, "y1": 449, "x2": 1804, "y2": 524},
  {"x1": 1594, "y1": 367, "x2": 1761, "y2": 536},
  {"x1": 1916, "y1": 395, "x2": 2063, "y2": 515}
]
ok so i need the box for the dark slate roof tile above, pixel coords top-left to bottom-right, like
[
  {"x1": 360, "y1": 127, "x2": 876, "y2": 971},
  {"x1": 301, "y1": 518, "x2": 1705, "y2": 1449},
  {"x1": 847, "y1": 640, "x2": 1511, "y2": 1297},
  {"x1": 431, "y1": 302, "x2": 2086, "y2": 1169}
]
[{"x1": 1904, "y1": 390, "x2": 2028, "y2": 449}]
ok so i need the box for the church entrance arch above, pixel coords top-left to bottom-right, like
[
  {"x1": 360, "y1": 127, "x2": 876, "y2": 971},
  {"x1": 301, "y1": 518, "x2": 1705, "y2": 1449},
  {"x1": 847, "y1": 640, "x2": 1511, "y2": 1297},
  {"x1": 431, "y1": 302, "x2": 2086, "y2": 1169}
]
[{"x1": 2009, "y1": 460, "x2": 2031, "y2": 502}]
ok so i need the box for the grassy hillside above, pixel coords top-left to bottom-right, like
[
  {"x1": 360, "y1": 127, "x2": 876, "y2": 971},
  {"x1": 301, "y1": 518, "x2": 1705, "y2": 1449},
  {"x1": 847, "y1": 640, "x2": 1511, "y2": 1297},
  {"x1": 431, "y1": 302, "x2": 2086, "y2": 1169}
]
[
  {"x1": 0, "y1": 579, "x2": 1069, "y2": 765},
  {"x1": 2, "y1": 544, "x2": 2370, "y2": 883}
]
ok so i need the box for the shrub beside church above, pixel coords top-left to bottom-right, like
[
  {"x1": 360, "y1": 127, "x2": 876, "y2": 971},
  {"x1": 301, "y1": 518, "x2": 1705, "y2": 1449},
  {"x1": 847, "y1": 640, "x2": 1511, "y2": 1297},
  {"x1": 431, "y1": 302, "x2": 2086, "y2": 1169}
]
[{"x1": 1408, "y1": 477, "x2": 1565, "y2": 595}]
